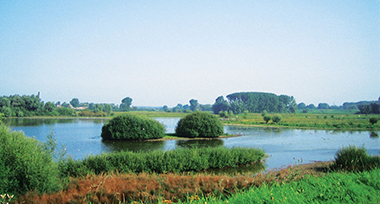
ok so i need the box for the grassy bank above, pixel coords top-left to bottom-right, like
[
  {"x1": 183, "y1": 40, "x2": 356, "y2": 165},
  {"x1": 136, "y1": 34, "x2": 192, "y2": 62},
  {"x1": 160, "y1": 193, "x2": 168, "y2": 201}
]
[
  {"x1": 187, "y1": 168, "x2": 380, "y2": 204},
  {"x1": 222, "y1": 112, "x2": 380, "y2": 130}
]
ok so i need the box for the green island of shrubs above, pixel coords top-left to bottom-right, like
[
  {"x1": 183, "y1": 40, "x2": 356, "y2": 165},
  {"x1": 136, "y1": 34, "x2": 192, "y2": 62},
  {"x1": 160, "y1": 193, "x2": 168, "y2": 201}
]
[
  {"x1": 101, "y1": 114, "x2": 166, "y2": 140},
  {"x1": 175, "y1": 112, "x2": 224, "y2": 138},
  {"x1": 101, "y1": 112, "x2": 225, "y2": 140}
]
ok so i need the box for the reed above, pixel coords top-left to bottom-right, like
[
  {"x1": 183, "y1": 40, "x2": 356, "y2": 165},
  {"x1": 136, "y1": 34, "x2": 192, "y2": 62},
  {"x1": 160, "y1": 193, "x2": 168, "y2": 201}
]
[{"x1": 58, "y1": 146, "x2": 266, "y2": 177}]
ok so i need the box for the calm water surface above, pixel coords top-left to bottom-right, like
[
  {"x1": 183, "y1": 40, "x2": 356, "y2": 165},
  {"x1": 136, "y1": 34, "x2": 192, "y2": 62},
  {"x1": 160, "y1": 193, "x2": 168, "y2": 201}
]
[{"x1": 4, "y1": 118, "x2": 380, "y2": 170}]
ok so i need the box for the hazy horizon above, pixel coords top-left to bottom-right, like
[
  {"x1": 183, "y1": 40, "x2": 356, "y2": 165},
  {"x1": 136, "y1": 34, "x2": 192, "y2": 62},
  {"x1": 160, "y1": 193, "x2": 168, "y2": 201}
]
[{"x1": 1, "y1": 1, "x2": 379, "y2": 107}]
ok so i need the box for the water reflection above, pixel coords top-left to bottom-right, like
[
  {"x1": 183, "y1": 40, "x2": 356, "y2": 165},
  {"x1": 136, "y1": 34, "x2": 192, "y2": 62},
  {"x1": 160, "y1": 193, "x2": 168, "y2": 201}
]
[
  {"x1": 370, "y1": 132, "x2": 379, "y2": 138},
  {"x1": 176, "y1": 139, "x2": 224, "y2": 148},
  {"x1": 3, "y1": 118, "x2": 109, "y2": 127},
  {"x1": 101, "y1": 140, "x2": 165, "y2": 152}
]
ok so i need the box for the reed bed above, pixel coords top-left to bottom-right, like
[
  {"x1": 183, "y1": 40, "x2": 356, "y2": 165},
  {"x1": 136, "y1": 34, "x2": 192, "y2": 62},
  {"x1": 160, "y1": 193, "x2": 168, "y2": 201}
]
[{"x1": 58, "y1": 146, "x2": 266, "y2": 177}]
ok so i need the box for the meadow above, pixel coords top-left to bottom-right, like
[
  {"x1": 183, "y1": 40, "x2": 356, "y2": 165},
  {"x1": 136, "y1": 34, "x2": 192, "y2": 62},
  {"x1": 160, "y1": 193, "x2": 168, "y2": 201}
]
[{"x1": 221, "y1": 112, "x2": 380, "y2": 130}]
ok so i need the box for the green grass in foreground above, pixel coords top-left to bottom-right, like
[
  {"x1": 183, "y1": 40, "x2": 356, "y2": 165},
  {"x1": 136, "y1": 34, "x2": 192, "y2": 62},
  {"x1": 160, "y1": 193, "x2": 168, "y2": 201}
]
[{"x1": 180, "y1": 168, "x2": 380, "y2": 204}]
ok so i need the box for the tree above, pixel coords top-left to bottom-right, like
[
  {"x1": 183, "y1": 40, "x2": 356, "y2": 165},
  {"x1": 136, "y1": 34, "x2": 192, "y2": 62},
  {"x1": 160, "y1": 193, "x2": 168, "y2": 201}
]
[
  {"x1": 317, "y1": 103, "x2": 329, "y2": 109},
  {"x1": 307, "y1": 104, "x2": 316, "y2": 109},
  {"x1": 263, "y1": 115, "x2": 271, "y2": 124},
  {"x1": 272, "y1": 114, "x2": 282, "y2": 123},
  {"x1": 189, "y1": 99, "x2": 199, "y2": 112},
  {"x1": 163, "y1": 105, "x2": 170, "y2": 112},
  {"x1": 212, "y1": 96, "x2": 230, "y2": 114},
  {"x1": 120, "y1": 97, "x2": 132, "y2": 111},
  {"x1": 44, "y1": 102, "x2": 56, "y2": 112},
  {"x1": 297, "y1": 102, "x2": 306, "y2": 110},
  {"x1": 70, "y1": 98, "x2": 80, "y2": 108}
]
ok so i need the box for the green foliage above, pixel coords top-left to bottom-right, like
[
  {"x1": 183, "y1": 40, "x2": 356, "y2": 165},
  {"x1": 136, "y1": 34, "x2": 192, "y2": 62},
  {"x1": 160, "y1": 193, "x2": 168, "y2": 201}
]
[
  {"x1": 58, "y1": 146, "x2": 266, "y2": 176},
  {"x1": 369, "y1": 117, "x2": 379, "y2": 125},
  {"x1": 120, "y1": 97, "x2": 132, "y2": 111},
  {"x1": 333, "y1": 146, "x2": 379, "y2": 172},
  {"x1": 261, "y1": 110, "x2": 268, "y2": 116},
  {"x1": 101, "y1": 114, "x2": 165, "y2": 140},
  {"x1": 190, "y1": 169, "x2": 380, "y2": 204},
  {"x1": 175, "y1": 112, "x2": 224, "y2": 138},
  {"x1": 263, "y1": 115, "x2": 271, "y2": 124},
  {"x1": 272, "y1": 114, "x2": 282, "y2": 123},
  {"x1": 0, "y1": 124, "x2": 61, "y2": 196}
]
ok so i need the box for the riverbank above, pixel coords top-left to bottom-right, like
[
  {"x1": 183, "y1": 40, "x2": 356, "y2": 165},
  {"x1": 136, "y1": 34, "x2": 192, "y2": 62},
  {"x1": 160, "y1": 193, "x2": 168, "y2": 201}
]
[{"x1": 14, "y1": 161, "x2": 380, "y2": 204}]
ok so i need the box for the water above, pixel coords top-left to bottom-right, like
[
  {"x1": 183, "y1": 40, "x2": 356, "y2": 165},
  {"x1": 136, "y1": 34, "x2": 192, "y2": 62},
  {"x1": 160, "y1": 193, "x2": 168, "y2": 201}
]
[{"x1": 3, "y1": 118, "x2": 380, "y2": 170}]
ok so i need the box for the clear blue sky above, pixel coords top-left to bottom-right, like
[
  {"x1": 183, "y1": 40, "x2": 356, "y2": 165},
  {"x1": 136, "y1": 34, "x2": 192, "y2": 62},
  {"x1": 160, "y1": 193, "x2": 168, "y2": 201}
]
[{"x1": 1, "y1": 1, "x2": 379, "y2": 107}]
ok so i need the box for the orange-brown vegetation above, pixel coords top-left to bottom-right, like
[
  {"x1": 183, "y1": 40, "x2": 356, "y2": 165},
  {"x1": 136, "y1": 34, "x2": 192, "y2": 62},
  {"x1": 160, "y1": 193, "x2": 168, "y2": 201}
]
[{"x1": 15, "y1": 162, "x2": 331, "y2": 204}]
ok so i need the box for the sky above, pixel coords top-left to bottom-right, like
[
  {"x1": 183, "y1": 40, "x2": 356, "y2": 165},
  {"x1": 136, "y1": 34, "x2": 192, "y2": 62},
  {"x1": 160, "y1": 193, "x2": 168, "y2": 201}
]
[{"x1": 1, "y1": 1, "x2": 379, "y2": 107}]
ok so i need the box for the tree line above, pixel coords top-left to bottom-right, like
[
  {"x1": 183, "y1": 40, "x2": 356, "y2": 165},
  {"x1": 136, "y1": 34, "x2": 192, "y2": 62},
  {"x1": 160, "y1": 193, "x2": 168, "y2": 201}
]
[
  {"x1": 212, "y1": 92, "x2": 297, "y2": 114},
  {"x1": 1, "y1": 93, "x2": 379, "y2": 118}
]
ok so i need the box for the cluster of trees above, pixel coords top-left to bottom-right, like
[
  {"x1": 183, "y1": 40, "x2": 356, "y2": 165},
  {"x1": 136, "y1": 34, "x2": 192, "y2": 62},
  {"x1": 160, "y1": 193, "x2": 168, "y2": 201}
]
[
  {"x1": 212, "y1": 92, "x2": 297, "y2": 114},
  {"x1": 297, "y1": 100, "x2": 380, "y2": 114},
  {"x1": 0, "y1": 94, "x2": 134, "y2": 117},
  {"x1": 0, "y1": 94, "x2": 59, "y2": 117},
  {"x1": 163, "y1": 99, "x2": 212, "y2": 113}
]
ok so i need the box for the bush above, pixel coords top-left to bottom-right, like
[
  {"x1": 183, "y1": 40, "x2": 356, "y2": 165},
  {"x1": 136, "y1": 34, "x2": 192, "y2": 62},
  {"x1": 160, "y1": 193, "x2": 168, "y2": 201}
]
[
  {"x1": 272, "y1": 114, "x2": 282, "y2": 123},
  {"x1": 175, "y1": 112, "x2": 224, "y2": 138},
  {"x1": 334, "y1": 146, "x2": 379, "y2": 172},
  {"x1": 263, "y1": 115, "x2": 271, "y2": 124},
  {"x1": 369, "y1": 117, "x2": 379, "y2": 125},
  {"x1": 101, "y1": 114, "x2": 165, "y2": 140},
  {"x1": 0, "y1": 124, "x2": 61, "y2": 196}
]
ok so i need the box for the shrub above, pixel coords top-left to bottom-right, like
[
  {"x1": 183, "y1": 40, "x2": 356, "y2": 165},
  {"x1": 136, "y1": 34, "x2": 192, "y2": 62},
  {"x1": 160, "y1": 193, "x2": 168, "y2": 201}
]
[
  {"x1": 0, "y1": 124, "x2": 61, "y2": 196},
  {"x1": 101, "y1": 114, "x2": 165, "y2": 140},
  {"x1": 272, "y1": 114, "x2": 282, "y2": 123},
  {"x1": 369, "y1": 117, "x2": 379, "y2": 125},
  {"x1": 175, "y1": 112, "x2": 224, "y2": 138},
  {"x1": 261, "y1": 110, "x2": 268, "y2": 116},
  {"x1": 58, "y1": 146, "x2": 266, "y2": 176},
  {"x1": 334, "y1": 146, "x2": 379, "y2": 171},
  {"x1": 263, "y1": 115, "x2": 271, "y2": 124}
]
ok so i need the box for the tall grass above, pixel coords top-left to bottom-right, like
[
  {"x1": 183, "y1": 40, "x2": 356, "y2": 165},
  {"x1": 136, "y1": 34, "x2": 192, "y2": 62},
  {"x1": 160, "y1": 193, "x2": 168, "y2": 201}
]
[
  {"x1": 186, "y1": 168, "x2": 380, "y2": 204},
  {"x1": 58, "y1": 147, "x2": 266, "y2": 176},
  {"x1": 333, "y1": 146, "x2": 380, "y2": 171}
]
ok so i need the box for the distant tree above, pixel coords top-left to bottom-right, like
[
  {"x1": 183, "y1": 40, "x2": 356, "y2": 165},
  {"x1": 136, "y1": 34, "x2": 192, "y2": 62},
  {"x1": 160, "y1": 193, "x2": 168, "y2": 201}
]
[
  {"x1": 189, "y1": 99, "x2": 199, "y2": 112},
  {"x1": 120, "y1": 97, "x2": 132, "y2": 111},
  {"x1": 263, "y1": 115, "x2": 271, "y2": 124},
  {"x1": 307, "y1": 104, "x2": 316, "y2": 109},
  {"x1": 70, "y1": 98, "x2": 80, "y2": 108},
  {"x1": 104, "y1": 104, "x2": 112, "y2": 114},
  {"x1": 369, "y1": 117, "x2": 379, "y2": 125},
  {"x1": 272, "y1": 114, "x2": 282, "y2": 123},
  {"x1": 199, "y1": 104, "x2": 212, "y2": 111},
  {"x1": 212, "y1": 96, "x2": 230, "y2": 114},
  {"x1": 358, "y1": 104, "x2": 371, "y2": 114},
  {"x1": 61, "y1": 102, "x2": 70, "y2": 108},
  {"x1": 297, "y1": 102, "x2": 306, "y2": 110},
  {"x1": 172, "y1": 103, "x2": 183, "y2": 112},
  {"x1": 318, "y1": 103, "x2": 330, "y2": 109},
  {"x1": 163, "y1": 105, "x2": 170, "y2": 112},
  {"x1": 262, "y1": 110, "x2": 268, "y2": 116},
  {"x1": 44, "y1": 102, "x2": 56, "y2": 112}
]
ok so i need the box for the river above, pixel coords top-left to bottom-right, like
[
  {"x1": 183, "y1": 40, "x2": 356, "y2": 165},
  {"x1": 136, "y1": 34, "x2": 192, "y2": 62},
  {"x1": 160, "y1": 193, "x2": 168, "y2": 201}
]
[{"x1": 3, "y1": 117, "x2": 379, "y2": 170}]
